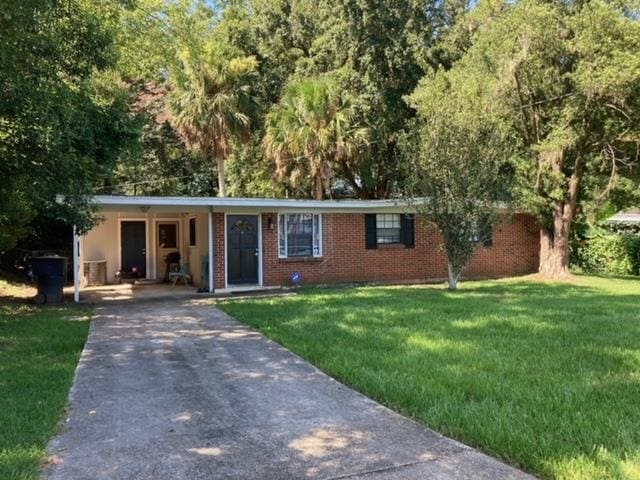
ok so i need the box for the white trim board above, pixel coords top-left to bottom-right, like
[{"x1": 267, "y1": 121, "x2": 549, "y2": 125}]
[{"x1": 82, "y1": 195, "x2": 488, "y2": 214}]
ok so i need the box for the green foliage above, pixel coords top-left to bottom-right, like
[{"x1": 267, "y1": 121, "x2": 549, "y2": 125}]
[
  {"x1": 107, "y1": 0, "x2": 470, "y2": 201},
  {"x1": 264, "y1": 77, "x2": 368, "y2": 199},
  {"x1": 608, "y1": 222, "x2": 640, "y2": 235},
  {"x1": 225, "y1": 137, "x2": 284, "y2": 197},
  {"x1": 167, "y1": 39, "x2": 260, "y2": 196},
  {"x1": 213, "y1": 0, "x2": 466, "y2": 199},
  {"x1": 405, "y1": 83, "x2": 514, "y2": 288},
  {"x1": 415, "y1": 0, "x2": 640, "y2": 276},
  {"x1": 114, "y1": 0, "x2": 217, "y2": 82},
  {"x1": 215, "y1": 0, "x2": 319, "y2": 106},
  {"x1": 112, "y1": 121, "x2": 217, "y2": 196},
  {"x1": 0, "y1": 1, "x2": 138, "y2": 250},
  {"x1": 575, "y1": 234, "x2": 640, "y2": 276},
  {"x1": 300, "y1": 0, "x2": 456, "y2": 198}
]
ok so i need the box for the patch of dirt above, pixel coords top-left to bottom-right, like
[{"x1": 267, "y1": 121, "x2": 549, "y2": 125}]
[{"x1": 0, "y1": 270, "x2": 36, "y2": 303}]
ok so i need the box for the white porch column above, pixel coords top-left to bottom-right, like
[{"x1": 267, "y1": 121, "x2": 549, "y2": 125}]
[
  {"x1": 208, "y1": 210, "x2": 215, "y2": 293},
  {"x1": 72, "y1": 225, "x2": 80, "y2": 303}
]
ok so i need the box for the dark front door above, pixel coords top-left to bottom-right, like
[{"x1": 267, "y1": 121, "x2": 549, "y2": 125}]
[
  {"x1": 227, "y1": 215, "x2": 258, "y2": 285},
  {"x1": 121, "y1": 221, "x2": 146, "y2": 277}
]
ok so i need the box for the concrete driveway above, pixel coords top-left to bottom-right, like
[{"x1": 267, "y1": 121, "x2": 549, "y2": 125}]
[{"x1": 44, "y1": 298, "x2": 533, "y2": 480}]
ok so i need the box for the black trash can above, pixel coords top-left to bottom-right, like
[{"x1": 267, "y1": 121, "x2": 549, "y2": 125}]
[{"x1": 31, "y1": 256, "x2": 68, "y2": 304}]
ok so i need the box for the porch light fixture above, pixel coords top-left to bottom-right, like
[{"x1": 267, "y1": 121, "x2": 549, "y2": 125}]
[
  {"x1": 139, "y1": 205, "x2": 150, "y2": 213},
  {"x1": 267, "y1": 215, "x2": 275, "y2": 230}
]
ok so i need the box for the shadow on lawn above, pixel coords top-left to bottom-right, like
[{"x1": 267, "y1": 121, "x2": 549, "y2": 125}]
[{"x1": 221, "y1": 279, "x2": 640, "y2": 478}]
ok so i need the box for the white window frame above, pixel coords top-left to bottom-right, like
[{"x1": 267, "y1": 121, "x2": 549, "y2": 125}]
[
  {"x1": 376, "y1": 213, "x2": 402, "y2": 244},
  {"x1": 278, "y1": 213, "x2": 323, "y2": 258}
]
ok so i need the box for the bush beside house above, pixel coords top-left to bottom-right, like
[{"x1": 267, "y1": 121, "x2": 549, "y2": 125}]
[{"x1": 575, "y1": 233, "x2": 640, "y2": 276}]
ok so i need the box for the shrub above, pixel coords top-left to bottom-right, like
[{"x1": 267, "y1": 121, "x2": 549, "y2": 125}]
[{"x1": 576, "y1": 234, "x2": 640, "y2": 276}]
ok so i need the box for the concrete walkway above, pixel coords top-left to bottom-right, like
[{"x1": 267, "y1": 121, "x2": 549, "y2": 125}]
[{"x1": 44, "y1": 299, "x2": 534, "y2": 480}]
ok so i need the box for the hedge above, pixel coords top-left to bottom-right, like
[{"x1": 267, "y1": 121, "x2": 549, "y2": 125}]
[{"x1": 575, "y1": 234, "x2": 640, "y2": 276}]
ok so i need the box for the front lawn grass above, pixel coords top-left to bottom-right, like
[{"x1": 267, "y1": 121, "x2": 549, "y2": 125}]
[
  {"x1": 0, "y1": 296, "x2": 90, "y2": 480},
  {"x1": 218, "y1": 276, "x2": 640, "y2": 480}
]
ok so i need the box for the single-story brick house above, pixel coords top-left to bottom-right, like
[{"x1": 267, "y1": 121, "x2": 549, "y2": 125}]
[{"x1": 70, "y1": 195, "x2": 539, "y2": 300}]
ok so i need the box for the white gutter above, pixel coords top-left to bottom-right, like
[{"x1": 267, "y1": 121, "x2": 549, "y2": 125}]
[
  {"x1": 57, "y1": 194, "x2": 513, "y2": 213},
  {"x1": 89, "y1": 195, "x2": 414, "y2": 211},
  {"x1": 608, "y1": 213, "x2": 640, "y2": 223}
]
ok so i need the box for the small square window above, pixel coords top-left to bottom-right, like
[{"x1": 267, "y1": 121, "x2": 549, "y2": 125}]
[
  {"x1": 158, "y1": 224, "x2": 177, "y2": 248},
  {"x1": 376, "y1": 214, "x2": 401, "y2": 244}
]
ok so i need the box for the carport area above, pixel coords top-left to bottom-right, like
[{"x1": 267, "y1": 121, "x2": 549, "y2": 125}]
[
  {"x1": 63, "y1": 283, "x2": 284, "y2": 303},
  {"x1": 44, "y1": 297, "x2": 533, "y2": 480},
  {"x1": 64, "y1": 283, "x2": 208, "y2": 303},
  {"x1": 70, "y1": 196, "x2": 220, "y2": 303}
]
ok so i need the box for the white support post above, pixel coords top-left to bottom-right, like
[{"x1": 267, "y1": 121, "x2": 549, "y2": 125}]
[
  {"x1": 73, "y1": 225, "x2": 80, "y2": 303},
  {"x1": 208, "y1": 210, "x2": 215, "y2": 293}
]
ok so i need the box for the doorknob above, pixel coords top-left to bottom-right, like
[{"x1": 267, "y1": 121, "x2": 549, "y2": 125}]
[
  {"x1": 142, "y1": 248, "x2": 146, "y2": 255},
  {"x1": 254, "y1": 249, "x2": 258, "y2": 256}
]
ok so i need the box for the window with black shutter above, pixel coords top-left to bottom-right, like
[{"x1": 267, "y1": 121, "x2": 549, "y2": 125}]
[
  {"x1": 376, "y1": 214, "x2": 401, "y2": 244},
  {"x1": 365, "y1": 213, "x2": 415, "y2": 249}
]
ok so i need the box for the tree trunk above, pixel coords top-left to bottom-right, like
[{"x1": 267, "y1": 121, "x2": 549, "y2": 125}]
[
  {"x1": 538, "y1": 204, "x2": 574, "y2": 278},
  {"x1": 313, "y1": 173, "x2": 323, "y2": 200},
  {"x1": 215, "y1": 156, "x2": 226, "y2": 197},
  {"x1": 447, "y1": 261, "x2": 461, "y2": 290},
  {"x1": 537, "y1": 151, "x2": 584, "y2": 279}
]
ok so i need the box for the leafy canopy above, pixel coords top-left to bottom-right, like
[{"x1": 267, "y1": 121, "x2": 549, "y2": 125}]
[
  {"x1": 167, "y1": 40, "x2": 260, "y2": 196},
  {"x1": 405, "y1": 84, "x2": 514, "y2": 289},
  {"x1": 413, "y1": 0, "x2": 640, "y2": 276},
  {"x1": 0, "y1": 0, "x2": 137, "y2": 250},
  {"x1": 264, "y1": 78, "x2": 368, "y2": 199}
]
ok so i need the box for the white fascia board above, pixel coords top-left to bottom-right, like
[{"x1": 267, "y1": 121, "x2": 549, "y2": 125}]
[
  {"x1": 89, "y1": 195, "x2": 416, "y2": 213},
  {"x1": 85, "y1": 195, "x2": 513, "y2": 214}
]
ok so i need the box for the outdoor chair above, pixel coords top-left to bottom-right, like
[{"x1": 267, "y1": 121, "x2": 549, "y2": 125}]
[{"x1": 169, "y1": 262, "x2": 191, "y2": 286}]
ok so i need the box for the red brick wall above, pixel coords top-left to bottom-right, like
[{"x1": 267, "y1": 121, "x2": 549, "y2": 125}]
[
  {"x1": 214, "y1": 213, "x2": 226, "y2": 289},
  {"x1": 256, "y1": 213, "x2": 539, "y2": 287}
]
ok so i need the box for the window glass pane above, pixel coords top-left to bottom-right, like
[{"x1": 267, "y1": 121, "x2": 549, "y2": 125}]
[
  {"x1": 376, "y1": 214, "x2": 400, "y2": 229},
  {"x1": 313, "y1": 215, "x2": 321, "y2": 257},
  {"x1": 189, "y1": 218, "x2": 196, "y2": 246},
  {"x1": 287, "y1": 214, "x2": 313, "y2": 257},
  {"x1": 278, "y1": 215, "x2": 286, "y2": 257},
  {"x1": 158, "y1": 224, "x2": 177, "y2": 248},
  {"x1": 376, "y1": 214, "x2": 401, "y2": 244}
]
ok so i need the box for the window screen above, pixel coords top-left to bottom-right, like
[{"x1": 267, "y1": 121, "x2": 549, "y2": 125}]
[
  {"x1": 376, "y1": 214, "x2": 401, "y2": 244},
  {"x1": 278, "y1": 214, "x2": 322, "y2": 258}
]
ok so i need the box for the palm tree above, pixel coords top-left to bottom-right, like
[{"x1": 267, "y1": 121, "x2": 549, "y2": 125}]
[
  {"x1": 263, "y1": 78, "x2": 368, "y2": 200},
  {"x1": 167, "y1": 41, "x2": 258, "y2": 197}
]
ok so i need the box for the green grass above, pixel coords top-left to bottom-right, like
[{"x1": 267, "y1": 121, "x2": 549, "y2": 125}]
[
  {"x1": 218, "y1": 276, "x2": 640, "y2": 480},
  {"x1": 0, "y1": 300, "x2": 90, "y2": 480}
]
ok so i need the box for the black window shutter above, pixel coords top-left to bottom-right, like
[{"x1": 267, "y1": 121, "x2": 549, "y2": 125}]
[
  {"x1": 401, "y1": 214, "x2": 415, "y2": 248},
  {"x1": 365, "y1": 214, "x2": 377, "y2": 249}
]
